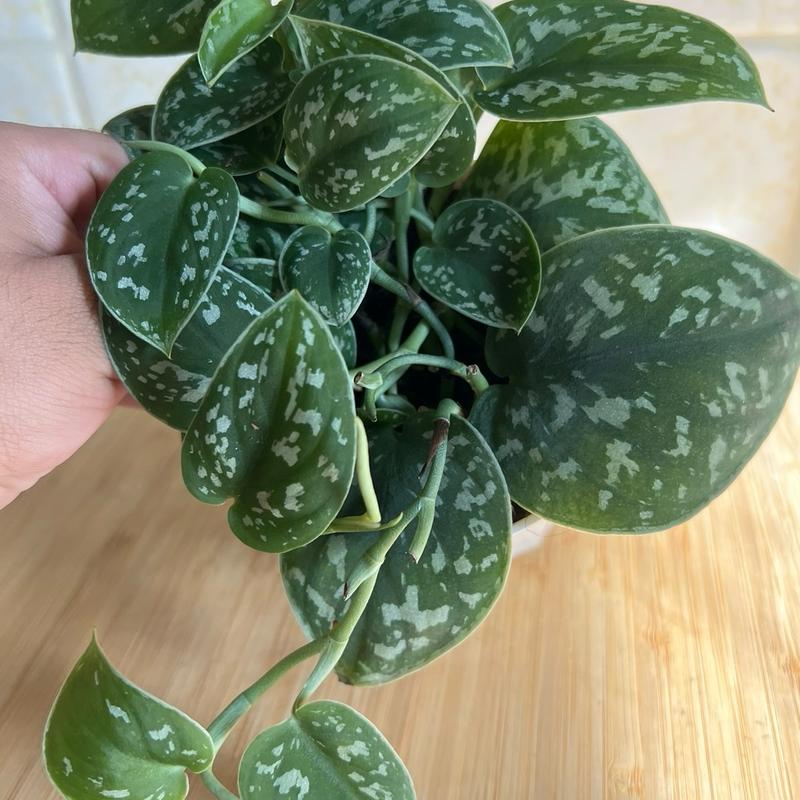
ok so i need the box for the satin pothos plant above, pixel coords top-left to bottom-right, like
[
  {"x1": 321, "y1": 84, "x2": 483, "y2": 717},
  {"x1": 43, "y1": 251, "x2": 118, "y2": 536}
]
[{"x1": 42, "y1": 0, "x2": 799, "y2": 797}]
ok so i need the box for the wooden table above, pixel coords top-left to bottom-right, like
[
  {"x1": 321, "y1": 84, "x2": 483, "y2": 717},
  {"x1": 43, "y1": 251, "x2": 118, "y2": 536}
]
[{"x1": 1, "y1": 383, "x2": 798, "y2": 800}]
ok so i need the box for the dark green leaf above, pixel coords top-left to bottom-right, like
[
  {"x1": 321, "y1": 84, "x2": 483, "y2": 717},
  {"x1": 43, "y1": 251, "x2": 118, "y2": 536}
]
[
  {"x1": 414, "y1": 198, "x2": 540, "y2": 331},
  {"x1": 471, "y1": 226, "x2": 800, "y2": 532},
  {"x1": 279, "y1": 226, "x2": 371, "y2": 325},
  {"x1": 44, "y1": 636, "x2": 213, "y2": 800},
  {"x1": 330, "y1": 320, "x2": 358, "y2": 369},
  {"x1": 103, "y1": 267, "x2": 272, "y2": 430},
  {"x1": 295, "y1": 0, "x2": 512, "y2": 70},
  {"x1": 475, "y1": 0, "x2": 769, "y2": 120},
  {"x1": 199, "y1": 0, "x2": 294, "y2": 85},
  {"x1": 102, "y1": 106, "x2": 154, "y2": 160},
  {"x1": 191, "y1": 113, "x2": 284, "y2": 175},
  {"x1": 154, "y1": 39, "x2": 293, "y2": 149},
  {"x1": 225, "y1": 256, "x2": 282, "y2": 296},
  {"x1": 283, "y1": 55, "x2": 458, "y2": 211},
  {"x1": 282, "y1": 413, "x2": 511, "y2": 684},
  {"x1": 182, "y1": 292, "x2": 357, "y2": 552},
  {"x1": 288, "y1": 16, "x2": 475, "y2": 187},
  {"x1": 87, "y1": 151, "x2": 239, "y2": 355},
  {"x1": 460, "y1": 117, "x2": 668, "y2": 251},
  {"x1": 71, "y1": 0, "x2": 218, "y2": 55},
  {"x1": 238, "y1": 701, "x2": 414, "y2": 799}
]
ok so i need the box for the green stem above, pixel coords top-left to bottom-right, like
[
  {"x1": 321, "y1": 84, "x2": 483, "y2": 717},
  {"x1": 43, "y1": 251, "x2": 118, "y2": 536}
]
[
  {"x1": 351, "y1": 321, "x2": 430, "y2": 377},
  {"x1": 200, "y1": 770, "x2": 239, "y2": 800},
  {"x1": 354, "y1": 417, "x2": 381, "y2": 522},
  {"x1": 225, "y1": 257, "x2": 277, "y2": 267},
  {"x1": 207, "y1": 638, "x2": 324, "y2": 747},
  {"x1": 267, "y1": 163, "x2": 301, "y2": 186},
  {"x1": 427, "y1": 185, "x2": 451, "y2": 218},
  {"x1": 238, "y1": 196, "x2": 342, "y2": 233},
  {"x1": 363, "y1": 203, "x2": 377, "y2": 245},
  {"x1": 256, "y1": 171, "x2": 296, "y2": 200},
  {"x1": 393, "y1": 183, "x2": 413, "y2": 281},
  {"x1": 387, "y1": 303, "x2": 411, "y2": 352},
  {"x1": 408, "y1": 207, "x2": 435, "y2": 233},
  {"x1": 370, "y1": 264, "x2": 454, "y2": 358},
  {"x1": 125, "y1": 139, "x2": 206, "y2": 175},
  {"x1": 363, "y1": 353, "x2": 488, "y2": 397}
]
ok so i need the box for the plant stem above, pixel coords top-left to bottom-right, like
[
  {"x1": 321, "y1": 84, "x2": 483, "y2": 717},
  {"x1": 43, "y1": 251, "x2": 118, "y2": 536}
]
[
  {"x1": 125, "y1": 139, "x2": 206, "y2": 175},
  {"x1": 363, "y1": 203, "x2": 378, "y2": 245},
  {"x1": 393, "y1": 184, "x2": 413, "y2": 281},
  {"x1": 206, "y1": 638, "x2": 324, "y2": 747},
  {"x1": 351, "y1": 321, "x2": 430, "y2": 377},
  {"x1": 238, "y1": 196, "x2": 342, "y2": 233},
  {"x1": 256, "y1": 171, "x2": 296, "y2": 200},
  {"x1": 266, "y1": 163, "x2": 301, "y2": 186},
  {"x1": 408, "y1": 207, "x2": 435, "y2": 233},
  {"x1": 354, "y1": 417, "x2": 381, "y2": 522},
  {"x1": 225, "y1": 257, "x2": 277, "y2": 267},
  {"x1": 200, "y1": 770, "x2": 239, "y2": 800},
  {"x1": 370, "y1": 264, "x2": 454, "y2": 358},
  {"x1": 427, "y1": 185, "x2": 452, "y2": 218}
]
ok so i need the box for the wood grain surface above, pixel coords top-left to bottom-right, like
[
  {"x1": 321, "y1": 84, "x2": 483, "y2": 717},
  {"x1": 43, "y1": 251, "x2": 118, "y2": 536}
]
[{"x1": 1, "y1": 381, "x2": 798, "y2": 799}]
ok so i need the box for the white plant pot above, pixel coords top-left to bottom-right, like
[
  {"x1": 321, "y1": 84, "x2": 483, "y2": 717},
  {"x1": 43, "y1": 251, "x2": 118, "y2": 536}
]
[{"x1": 511, "y1": 514, "x2": 553, "y2": 557}]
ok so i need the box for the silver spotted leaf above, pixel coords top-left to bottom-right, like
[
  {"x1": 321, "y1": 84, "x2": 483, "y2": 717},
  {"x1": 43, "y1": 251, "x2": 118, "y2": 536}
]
[
  {"x1": 102, "y1": 105, "x2": 155, "y2": 160},
  {"x1": 86, "y1": 151, "x2": 239, "y2": 355},
  {"x1": 283, "y1": 54, "x2": 459, "y2": 211},
  {"x1": 279, "y1": 226, "x2": 371, "y2": 326},
  {"x1": 198, "y1": 0, "x2": 294, "y2": 85},
  {"x1": 460, "y1": 117, "x2": 668, "y2": 252},
  {"x1": 470, "y1": 226, "x2": 800, "y2": 533},
  {"x1": 475, "y1": 0, "x2": 768, "y2": 120},
  {"x1": 414, "y1": 199, "x2": 541, "y2": 332},
  {"x1": 44, "y1": 636, "x2": 213, "y2": 800},
  {"x1": 71, "y1": 0, "x2": 218, "y2": 55},
  {"x1": 281, "y1": 413, "x2": 511, "y2": 684},
  {"x1": 103, "y1": 267, "x2": 272, "y2": 431},
  {"x1": 238, "y1": 701, "x2": 414, "y2": 799},
  {"x1": 330, "y1": 320, "x2": 357, "y2": 369},
  {"x1": 295, "y1": 0, "x2": 512, "y2": 70},
  {"x1": 154, "y1": 39, "x2": 293, "y2": 149},
  {"x1": 191, "y1": 113, "x2": 284, "y2": 175},
  {"x1": 182, "y1": 292, "x2": 357, "y2": 552},
  {"x1": 288, "y1": 16, "x2": 475, "y2": 188}
]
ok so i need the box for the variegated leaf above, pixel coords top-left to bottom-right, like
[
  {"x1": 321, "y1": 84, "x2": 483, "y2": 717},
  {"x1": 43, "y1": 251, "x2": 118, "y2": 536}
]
[
  {"x1": 279, "y1": 226, "x2": 371, "y2": 326},
  {"x1": 44, "y1": 636, "x2": 213, "y2": 800},
  {"x1": 295, "y1": 0, "x2": 512, "y2": 70},
  {"x1": 414, "y1": 198, "x2": 540, "y2": 331},
  {"x1": 470, "y1": 226, "x2": 800, "y2": 532},
  {"x1": 191, "y1": 113, "x2": 284, "y2": 175},
  {"x1": 460, "y1": 118, "x2": 668, "y2": 252},
  {"x1": 103, "y1": 267, "x2": 272, "y2": 430},
  {"x1": 154, "y1": 39, "x2": 293, "y2": 149},
  {"x1": 239, "y1": 701, "x2": 414, "y2": 799},
  {"x1": 199, "y1": 0, "x2": 294, "y2": 85},
  {"x1": 71, "y1": 0, "x2": 218, "y2": 55},
  {"x1": 284, "y1": 55, "x2": 458, "y2": 211},
  {"x1": 330, "y1": 320, "x2": 357, "y2": 369},
  {"x1": 288, "y1": 16, "x2": 475, "y2": 187},
  {"x1": 86, "y1": 152, "x2": 239, "y2": 355},
  {"x1": 281, "y1": 413, "x2": 511, "y2": 684},
  {"x1": 102, "y1": 106, "x2": 154, "y2": 160},
  {"x1": 182, "y1": 292, "x2": 357, "y2": 552},
  {"x1": 475, "y1": 0, "x2": 768, "y2": 120}
]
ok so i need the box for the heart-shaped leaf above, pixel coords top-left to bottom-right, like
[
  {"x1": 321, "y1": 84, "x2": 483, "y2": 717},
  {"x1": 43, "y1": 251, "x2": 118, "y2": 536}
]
[
  {"x1": 44, "y1": 636, "x2": 213, "y2": 800},
  {"x1": 279, "y1": 226, "x2": 371, "y2": 326},
  {"x1": 470, "y1": 226, "x2": 800, "y2": 532},
  {"x1": 295, "y1": 0, "x2": 512, "y2": 70},
  {"x1": 71, "y1": 0, "x2": 218, "y2": 55},
  {"x1": 87, "y1": 151, "x2": 240, "y2": 355},
  {"x1": 154, "y1": 39, "x2": 293, "y2": 149},
  {"x1": 414, "y1": 199, "x2": 540, "y2": 331},
  {"x1": 199, "y1": 0, "x2": 294, "y2": 85},
  {"x1": 281, "y1": 413, "x2": 511, "y2": 684},
  {"x1": 182, "y1": 292, "x2": 357, "y2": 552},
  {"x1": 283, "y1": 55, "x2": 459, "y2": 212},
  {"x1": 102, "y1": 106, "x2": 155, "y2": 160},
  {"x1": 460, "y1": 117, "x2": 668, "y2": 252},
  {"x1": 288, "y1": 16, "x2": 475, "y2": 188},
  {"x1": 475, "y1": 0, "x2": 768, "y2": 120},
  {"x1": 103, "y1": 266, "x2": 272, "y2": 430},
  {"x1": 238, "y1": 701, "x2": 414, "y2": 799},
  {"x1": 191, "y1": 113, "x2": 284, "y2": 175}
]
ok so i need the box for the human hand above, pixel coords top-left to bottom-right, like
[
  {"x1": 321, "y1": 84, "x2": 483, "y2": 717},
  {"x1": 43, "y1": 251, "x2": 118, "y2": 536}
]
[{"x1": 0, "y1": 123, "x2": 130, "y2": 509}]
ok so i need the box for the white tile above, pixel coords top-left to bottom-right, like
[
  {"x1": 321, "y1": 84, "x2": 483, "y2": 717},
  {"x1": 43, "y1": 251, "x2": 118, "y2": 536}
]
[
  {"x1": 72, "y1": 53, "x2": 186, "y2": 129},
  {"x1": 0, "y1": 48, "x2": 83, "y2": 127},
  {"x1": 0, "y1": 0, "x2": 57, "y2": 41}
]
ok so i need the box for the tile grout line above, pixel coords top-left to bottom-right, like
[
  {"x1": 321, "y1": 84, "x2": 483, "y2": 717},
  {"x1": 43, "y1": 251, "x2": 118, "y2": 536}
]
[{"x1": 43, "y1": 0, "x2": 94, "y2": 128}]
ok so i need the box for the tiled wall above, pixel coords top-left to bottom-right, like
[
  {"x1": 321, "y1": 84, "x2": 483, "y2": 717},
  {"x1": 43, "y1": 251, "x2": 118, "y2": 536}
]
[{"x1": 0, "y1": 0, "x2": 798, "y2": 271}]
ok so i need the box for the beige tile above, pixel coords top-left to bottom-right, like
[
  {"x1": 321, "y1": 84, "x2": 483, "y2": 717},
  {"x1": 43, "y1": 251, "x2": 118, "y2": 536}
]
[
  {"x1": 603, "y1": 39, "x2": 800, "y2": 272},
  {"x1": 0, "y1": 48, "x2": 83, "y2": 127},
  {"x1": 72, "y1": 54, "x2": 186, "y2": 130}
]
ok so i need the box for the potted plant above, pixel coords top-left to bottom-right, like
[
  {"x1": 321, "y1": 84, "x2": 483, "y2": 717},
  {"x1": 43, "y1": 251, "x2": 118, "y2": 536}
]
[{"x1": 41, "y1": 1, "x2": 799, "y2": 798}]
